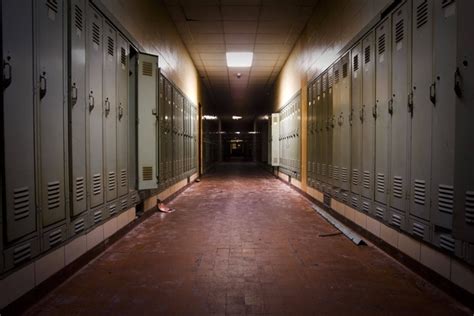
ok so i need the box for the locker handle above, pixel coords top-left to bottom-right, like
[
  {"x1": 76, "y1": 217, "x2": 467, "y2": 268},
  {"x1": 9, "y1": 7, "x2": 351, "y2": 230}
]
[
  {"x1": 71, "y1": 84, "x2": 78, "y2": 106},
  {"x1": 408, "y1": 92, "x2": 414, "y2": 117},
  {"x1": 2, "y1": 59, "x2": 12, "y2": 90},
  {"x1": 118, "y1": 104, "x2": 124, "y2": 120},
  {"x1": 360, "y1": 107, "x2": 364, "y2": 122},
  {"x1": 105, "y1": 98, "x2": 111, "y2": 116},
  {"x1": 39, "y1": 73, "x2": 47, "y2": 99},
  {"x1": 430, "y1": 83, "x2": 436, "y2": 105},
  {"x1": 372, "y1": 105, "x2": 377, "y2": 118},
  {"x1": 349, "y1": 110, "x2": 353, "y2": 126},
  {"x1": 454, "y1": 68, "x2": 462, "y2": 98},
  {"x1": 388, "y1": 99, "x2": 393, "y2": 115},
  {"x1": 89, "y1": 94, "x2": 95, "y2": 112}
]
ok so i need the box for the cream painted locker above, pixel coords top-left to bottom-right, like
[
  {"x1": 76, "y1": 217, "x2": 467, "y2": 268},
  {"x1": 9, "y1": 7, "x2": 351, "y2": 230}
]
[
  {"x1": 339, "y1": 53, "x2": 351, "y2": 191},
  {"x1": 116, "y1": 34, "x2": 128, "y2": 197},
  {"x1": 307, "y1": 84, "x2": 313, "y2": 186},
  {"x1": 158, "y1": 73, "x2": 165, "y2": 183},
  {"x1": 164, "y1": 78, "x2": 173, "y2": 181},
  {"x1": 326, "y1": 68, "x2": 335, "y2": 186},
  {"x1": 351, "y1": 43, "x2": 363, "y2": 196}
]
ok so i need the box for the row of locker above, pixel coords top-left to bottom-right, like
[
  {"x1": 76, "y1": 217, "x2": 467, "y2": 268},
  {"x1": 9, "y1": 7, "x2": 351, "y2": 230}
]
[
  {"x1": 0, "y1": 0, "x2": 139, "y2": 272},
  {"x1": 278, "y1": 93, "x2": 301, "y2": 179},
  {"x1": 307, "y1": 0, "x2": 473, "y2": 262}
]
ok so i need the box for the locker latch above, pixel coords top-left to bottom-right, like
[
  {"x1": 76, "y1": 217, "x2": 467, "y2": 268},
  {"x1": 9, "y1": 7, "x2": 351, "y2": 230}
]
[
  {"x1": 408, "y1": 92, "x2": 414, "y2": 117},
  {"x1": 89, "y1": 93, "x2": 95, "y2": 112},
  {"x1": 372, "y1": 105, "x2": 377, "y2": 118},
  {"x1": 40, "y1": 72, "x2": 47, "y2": 99},
  {"x1": 71, "y1": 84, "x2": 78, "y2": 106},
  {"x1": 2, "y1": 58, "x2": 12, "y2": 90},
  {"x1": 105, "y1": 98, "x2": 111, "y2": 116},
  {"x1": 359, "y1": 107, "x2": 364, "y2": 122},
  {"x1": 118, "y1": 104, "x2": 124, "y2": 120},
  {"x1": 388, "y1": 98, "x2": 393, "y2": 115},
  {"x1": 349, "y1": 110, "x2": 353, "y2": 126},
  {"x1": 454, "y1": 67, "x2": 462, "y2": 98},
  {"x1": 429, "y1": 82, "x2": 436, "y2": 105}
]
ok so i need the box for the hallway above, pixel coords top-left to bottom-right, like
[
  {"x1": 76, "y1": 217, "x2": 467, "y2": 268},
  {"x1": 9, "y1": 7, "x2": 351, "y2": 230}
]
[{"x1": 25, "y1": 163, "x2": 468, "y2": 315}]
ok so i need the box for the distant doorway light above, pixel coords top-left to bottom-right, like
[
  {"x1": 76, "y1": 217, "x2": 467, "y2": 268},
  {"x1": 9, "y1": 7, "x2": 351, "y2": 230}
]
[{"x1": 226, "y1": 52, "x2": 253, "y2": 67}]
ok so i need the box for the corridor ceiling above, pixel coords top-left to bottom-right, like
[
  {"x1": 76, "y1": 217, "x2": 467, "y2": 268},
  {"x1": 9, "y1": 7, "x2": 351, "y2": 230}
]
[{"x1": 164, "y1": 0, "x2": 319, "y2": 117}]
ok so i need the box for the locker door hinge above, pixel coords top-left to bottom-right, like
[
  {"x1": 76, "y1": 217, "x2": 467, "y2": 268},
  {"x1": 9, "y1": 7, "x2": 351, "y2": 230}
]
[
  {"x1": 430, "y1": 82, "x2": 436, "y2": 105},
  {"x1": 408, "y1": 92, "x2": 414, "y2": 117},
  {"x1": 2, "y1": 57, "x2": 12, "y2": 90},
  {"x1": 388, "y1": 98, "x2": 393, "y2": 115}
]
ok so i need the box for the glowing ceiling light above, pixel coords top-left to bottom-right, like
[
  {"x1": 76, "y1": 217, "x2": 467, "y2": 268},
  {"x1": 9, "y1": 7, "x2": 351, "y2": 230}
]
[
  {"x1": 202, "y1": 115, "x2": 218, "y2": 120},
  {"x1": 226, "y1": 52, "x2": 253, "y2": 67},
  {"x1": 232, "y1": 116, "x2": 242, "y2": 120}
]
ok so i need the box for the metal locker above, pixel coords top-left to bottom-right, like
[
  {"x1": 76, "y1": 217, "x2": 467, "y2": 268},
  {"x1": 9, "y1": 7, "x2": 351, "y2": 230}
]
[
  {"x1": 453, "y1": 0, "x2": 474, "y2": 242},
  {"x1": 339, "y1": 52, "x2": 351, "y2": 192},
  {"x1": 351, "y1": 42, "x2": 363, "y2": 196},
  {"x1": 313, "y1": 80, "x2": 319, "y2": 184},
  {"x1": 137, "y1": 53, "x2": 158, "y2": 190},
  {"x1": 327, "y1": 68, "x2": 334, "y2": 188},
  {"x1": 158, "y1": 74, "x2": 165, "y2": 183},
  {"x1": 87, "y1": 6, "x2": 104, "y2": 207},
  {"x1": 37, "y1": 0, "x2": 67, "y2": 227},
  {"x1": 389, "y1": 3, "x2": 411, "y2": 212},
  {"x1": 271, "y1": 114, "x2": 280, "y2": 166},
  {"x1": 307, "y1": 83, "x2": 313, "y2": 186},
  {"x1": 103, "y1": 21, "x2": 117, "y2": 202},
  {"x1": 69, "y1": 0, "x2": 87, "y2": 217},
  {"x1": 432, "y1": 0, "x2": 457, "y2": 230},
  {"x1": 172, "y1": 89, "x2": 179, "y2": 178},
  {"x1": 2, "y1": 0, "x2": 37, "y2": 242},
  {"x1": 312, "y1": 81, "x2": 318, "y2": 186},
  {"x1": 332, "y1": 61, "x2": 342, "y2": 189},
  {"x1": 361, "y1": 31, "x2": 376, "y2": 200},
  {"x1": 375, "y1": 18, "x2": 392, "y2": 205},
  {"x1": 321, "y1": 71, "x2": 329, "y2": 185},
  {"x1": 116, "y1": 34, "x2": 129, "y2": 197},
  {"x1": 128, "y1": 53, "x2": 137, "y2": 191},
  {"x1": 410, "y1": 0, "x2": 433, "y2": 221},
  {"x1": 164, "y1": 78, "x2": 173, "y2": 182}
]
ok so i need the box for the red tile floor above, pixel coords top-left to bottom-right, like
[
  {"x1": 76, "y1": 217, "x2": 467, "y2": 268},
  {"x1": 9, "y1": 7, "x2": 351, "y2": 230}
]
[{"x1": 25, "y1": 163, "x2": 470, "y2": 315}]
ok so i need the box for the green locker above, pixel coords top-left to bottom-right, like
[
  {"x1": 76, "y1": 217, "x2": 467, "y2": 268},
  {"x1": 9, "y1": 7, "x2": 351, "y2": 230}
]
[
  {"x1": 307, "y1": 83, "x2": 313, "y2": 186},
  {"x1": 351, "y1": 42, "x2": 363, "y2": 196},
  {"x1": 331, "y1": 62, "x2": 341, "y2": 188},
  {"x1": 339, "y1": 53, "x2": 351, "y2": 192}
]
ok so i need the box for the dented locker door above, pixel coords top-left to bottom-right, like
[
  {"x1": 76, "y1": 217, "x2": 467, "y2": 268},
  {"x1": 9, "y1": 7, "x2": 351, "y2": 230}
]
[
  {"x1": 351, "y1": 43, "x2": 363, "y2": 195},
  {"x1": 2, "y1": 0, "x2": 37, "y2": 241},
  {"x1": 116, "y1": 34, "x2": 129, "y2": 197},
  {"x1": 339, "y1": 53, "x2": 351, "y2": 191},
  {"x1": 375, "y1": 18, "x2": 392, "y2": 205},
  {"x1": 70, "y1": 0, "x2": 87, "y2": 216},
  {"x1": 390, "y1": 3, "x2": 411, "y2": 212},
  {"x1": 361, "y1": 31, "x2": 376, "y2": 200},
  {"x1": 37, "y1": 0, "x2": 67, "y2": 226},
  {"x1": 87, "y1": 6, "x2": 104, "y2": 207},
  {"x1": 103, "y1": 22, "x2": 117, "y2": 202}
]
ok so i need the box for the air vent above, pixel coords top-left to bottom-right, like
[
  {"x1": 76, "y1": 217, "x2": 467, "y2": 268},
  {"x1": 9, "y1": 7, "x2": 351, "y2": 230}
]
[
  {"x1": 342, "y1": 193, "x2": 349, "y2": 204},
  {"x1": 132, "y1": 194, "x2": 138, "y2": 204},
  {"x1": 393, "y1": 176, "x2": 403, "y2": 199},
  {"x1": 439, "y1": 234, "x2": 455, "y2": 253},
  {"x1": 74, "y1": 219, "x2": 85, "y2": 234},
  {"x1": 142, "y1": 166, "x2": 153, "y2": 181},
  {"x1": 364, "y1": 46, "x2": 371, "y2": 64},
  {"x1": 120, "y1": 169, "x2": 127, "y2": 188},
  {"x1": 412, "y1": 222, "x2": 425, "y2": 239},
  {"x1": 332, "y1": 166, "x2": 338, "y2": 180},
  {"x1": 328, "y1": 73, "x2": 333, "y2": 87},
  {"x1": 395, "y1": 19, "x2": 404, "y2": 43},
  {"x1": 322, "y1": 164, "x2": 327, "y2": 177},
  {"x1": 378, "y1": 34, "x2": 386, "y2": 55},
  {"x1": 142, "y1": 61, "x2": 153, "y2": 76},
  {"x1": 74, "y1": 5, "x2": 83, "y2": 32},
  {"x1": 47, "y1": 181, "x2": 61, "y2": 210},
  {"x1": 13, "y1": 243, "x2": 32, "y2": 265},
  {"x1": 121, "y1": 47, "x2": 127, "y2": 66},
  {"x1": 341, "y1": 167, "x2": 349, "y2": 183},
  {"x1": 48, "y1": 229, "x2": 63, "y2": 248},
  {"x1": 362, "y1": 201, "x2": 369, "y2": 213},
  {"x1": 352, "y1": 169, "x2": 359, "y2": 186},
  {"x1": 363, "y1": 171, "x2": 370, "y2": 189},
  {"x1": 107, "y1": 36, "x2": 114, "y2": 56},
  {"x1": 414, "y1": 179, "x2": 426, "y2": 205},
  {"x1": 76, "y1": 177, "x2": 85, "y2": 202},
  {"x1": 46, "y1": 0, "x2": 58, "y2": 14},
  {"x1": 316, "y1": 163, "x2": 321, "y2": 175},
  {"x1": 334, "y1": 70, "x2": 340, "y2": 83},
  {"x1": 353, "y1": 55, "x2": 359, "y2": 72},
  {"x1": 438, "y1": 185, "x2": 453, "y2": 214},
  {"x1": 465, "y1": 191, "x2": 474, "y2": 224},
  {"x1": 376, "y1": 206, "x2": 384, "y2": 219},
  {"x1": 121, "y1": 199, "x2": 128, "y2": 211},
  {"x1": 13, "y1": 187, "x2": 30, "y2": 221},
  {"x1": 416, "y1": 0, "x2": 428, "y2": 29},
  {"x1": 92, "y1": 173, "x2": 102, "y2": 196},
  {"x1": 93, "y1": 210, "x2": 102, "y2": 224},
  {"x1": 391, "y1": 213, "x2": 402, "y2": 228},
  {"x1": 109, "y1": 204, "x2": 117, "y2": 216},
  {"x1": 92, "y1": 22, "x2": 100, "y2": 46},
  {"x1": 377, "y1": 173, "x2": 385, "y2": 194},
  {"x1": 351, "y1": 196, "x2": 358, "y2": 208},
  {"x1": 442, "y1": 0, "x2": 454, "y2": 8},
  {"x1": 342, "y1": 63, "x2": 348, "y2": 78},
  {"x1": 108, "y1": 171, "x2": 116, "y2": 192}
]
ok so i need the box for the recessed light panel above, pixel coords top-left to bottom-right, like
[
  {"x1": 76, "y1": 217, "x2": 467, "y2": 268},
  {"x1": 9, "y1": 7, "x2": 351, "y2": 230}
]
[{"x1": 226, "y1": 52, "x2": 253, "y2": 67}]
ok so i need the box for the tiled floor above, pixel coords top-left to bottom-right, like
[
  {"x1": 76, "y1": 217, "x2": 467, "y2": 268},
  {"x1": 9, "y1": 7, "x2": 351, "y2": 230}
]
[{"x1": 25, "y1": 163, "x2": 470, "y2": 315}]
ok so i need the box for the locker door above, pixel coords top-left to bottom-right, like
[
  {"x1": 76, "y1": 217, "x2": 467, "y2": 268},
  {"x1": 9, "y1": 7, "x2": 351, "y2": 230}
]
[
  {"x1": 321, "y1": 72, "x2": 328, "y2": 184},
  {"x1": 315, "y1": 78, "x2": 321, "y2": 183},
  {"x1": 103, "y1": 22, "x2": 117, "y2": 202},
  {"x1": 361, "y1": 31, "x2": 376, "y2": 200},
  {"x1": 87, "y1": 6, "x2": 104, "y2": 207},
  {"x1": 351, "y1": 43, "x2": 363, "y2": 195},
  {"x1": 180, "y1": 94, "x2": 184, "y2": 175},
  {"x1": 165, "y1": 79, "x2": 172, "y2": 182},
  {"x1": 375, "y1": 18, "x2": 392, "y2": 205},
  {"x1": 333, "y1": 62, "x2": 342, "y2": 188},
  {"x1": 2, "y1": 0, "x2": 37, "y2": 241},
  {"x1": 327, "y1": 68, "x2": 334, "y2": 187},
  {"x1": 339, "y1": 53, "x2": 351, "y2": 191},
  {"x1": 137, "y1": 53, "x2": 158, "y2": 190},
  {"x1": 172, "y1": 89, "x2": 178, "y2": 178},
  {"x1": 158, "y1": 74, "x2": 165, "y2": 183},
  {"x1": 116, "y1": 34, "x2": 128, "y2": 197},
  {"x1": 128, "y1": 53, "x2": 137, "y2": 190},
  {"x1": 37, "y1": 0, "x2": 67, "y2": 227},
  {"x1": 432, "y1": 0, "x2": 456, "y2": 229},
  {"x1": 69, "y1": 0, "x2": 87, "y2": 217},
  {"x1": 307, "y1": 83, "x2": 313, "y2": 186},
  {"x1": 390, "y1": 3, "x2": 411, "y2": 212}
]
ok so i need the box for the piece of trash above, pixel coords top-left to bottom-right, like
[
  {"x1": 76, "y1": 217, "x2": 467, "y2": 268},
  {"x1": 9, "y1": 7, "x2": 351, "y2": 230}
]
[
  {"x1": 319, "y1": 232, "x2": 343, "y2": 238},
  {"x1": 157, "y1": 200, "x2": 175, "y2": 213},
  {"x1": 195, "y1": 178, "x2": 201, "y2": 183}
]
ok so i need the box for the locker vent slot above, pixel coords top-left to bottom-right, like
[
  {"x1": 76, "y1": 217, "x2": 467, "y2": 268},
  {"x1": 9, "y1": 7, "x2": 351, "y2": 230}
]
[
  {"x1": 378, "y1": 34, "x2": 386, "y2": 55},
  {"x1": 363, "y1": 171, "x2": 370, "y2": 189},
  {"x1": 321, "y1": 164, "x2": 326, "y2": 177},
  {"x1": 121, "y1": 199, "x2": 128, "y2": 211},
  {"x1": 74, "y1": 219, "x2": 85, "y2": 234},
  {"x1": 46, "y1": 0, "x2": 58, "y2": 14},
  {"x1": 395, "y1": 19, "x2": 404, "y2": 43},
  {"x1": 120, "y1": 169, "x2": 127, "y2": 188},
  {"x1": 92, "y1": 23, "x2": 101, "y2": 46},
  {"x1": 393, "y1": 176, "x2": 403, "y2": 199},
  {"x1": 334, "y1": 70, "x2": 340, "y2": 83},
  {"x1": 377, "y1": 173, "x2": 385, "y2": 193},
  {"x1": 439, "y1": 234, "x2": 455, "y2": 253},
  {"x1": 74, "y1": 5, "x2": 83, "y2": 32},
  {"x1": 109, "y1": 204, "x2": 117, "y2": 216},
  {"x1": 391, "y1": 213, "x2": 402, "y2": 228},
  {"x1": 316, "y1": 163, "x2": 321, "y2": 175},
  {"x1": 353, "y1": 55, "x2": 359, "y2": 72},
  {"x1": 93, "y1": 211, "x2": 102, "y2": 224},
  {"x1": 364, "y1": 46, "x2": 371, "y2": 64},
  {"x1": 142, "y1": 61, "x2": 153, "y2": 77},
  {"x1": 412, "y1": 222, "x2": 425, "y2": 239},
  {"x1": 13, "y1": 243, "x2": 32, "y2": 265},
  {"x1": 441, "y1": 0, "x2": 454, "y2": 8},
  {"x1": 352, "y1": 169, "x2": 359, "y2": 186},
  {"x1": 342, "y1": 193, "x2": 349, "y2": 204},
  {"x1": 351, "y1": 197, "x2": 358, "y2": 208},
  {"x1": 48, "y1": 229, "x2": 63, "y2": 248},
  {"x1": 121, "y1": 47, "x2": 127, "y2": 66},
  {"x1": 132, "y1": 194, "x2": 138, "y2": 204},
  {"x1": 13, "y1": 187, "x2": 30, "y2": 221},
  {"x1": 375, "y1": 206, "x2": 384, "y2": 219},
  {"x1": 108, "y1": 172, "x2": 116, "y2": 192},
  {"x1": 414, "y1": 179, "x2": 426, "y2": 205},
  {"x1": 142, "y1": 166, "x2": 153, "y2": 181},
  {"x1": 92, "y1": 174, "x2": 102, "y2": 196},
  {"x1": 342, "y1": 63, "x2": 348, "y2": 78},
  {"x1": 76, "y1": 177, "x2": 85, "y2": 202},
  {"x1": 438, "y1": 185, "x2": 454, "y2": 214},
  {"x1": 328, "y1": 73, "x2": 333, "y2": 87},
  {"x1": 465, "y1": 191, "x2": 474, "y2": 223},
  {"x1": 332, "y1": 166, "x2": 338, "y2": 180},
  {"x1": 47, "y1": 181, "x2": 61, "y2": 210},
  {"x1": 107, "y1": 36, "x2": 114, "y2": 56},
  {"x1": 416, "y1": 0, "x2": 428, "y2": 29},
  {"x1": 341, "y1": 168, "x2": 349, "y2": 183},
  {"x1": 362, "y1": 201, "x2": 369, "y2": 213}
]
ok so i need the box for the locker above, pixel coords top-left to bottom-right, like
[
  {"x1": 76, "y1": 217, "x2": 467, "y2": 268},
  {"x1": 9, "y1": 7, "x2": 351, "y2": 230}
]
[
  {"x1": 164, "y1": 78, "x2": 173, "y2": 182},
  {"x1": 172, "y1": 89, "x2": 182, "y2": 178},
  {"x1": 128, "y1": 53, "x2": 137, "y2": 191},
  {"x1": 339, "y1": 53, "x2": 351, "y2": 191},
  {"x1": 116, "y1": 34, "x2": 129, "y2": 197},
  {"x1": 375, "y1": 18, "x2": 392, "y2": 205},
  {"x1": 432, "y1": 0, "x2": 456, "y2": 230},
  {"x1": 312, "y1": 81, "x2": 318, "y2": 186},
  {"x1": 307, "y1": 83, "x2": 313, "y2": 186},
  {"x1": 69, "y1": 0, "x2": 87, "y2": 217},
  {"x1": 68, "y1": 212, "x2": 90, "y2": 237},
  {"x1": 43, "y1": 225, "x2": 67, "y2": 251},
  {"x1": 87, "y1": 6, "x2": 104, "y2": 207},
  {"x1": 4, "y1": 238, "x2": 40, "y2": 270},
  {"x1": 103, "y1": 21, "x2": 117, "y2": 202},
  {"x1": 2, "y1": 0, "x2": 37, "y2": 242},
  {"x1": 410, "y1": 0, "x2": 433, "y2": 220},
  {"x1": 271, "y1": 113, "x2": 280, "y2": 166},
  {"x1": 137, "y1": 53, "x2": 158, "y2": 190},
  {"x1": 158, "y1": 74, "x2": 165, "y2": 183},
  {"x1": 350, "y1": 42, "x2": 363, "y2": 196},
  {"x1": 332, "y1": 62, "x2": 342, "y2": 189},
  {"x1": 37, "y1": 0, "x2": 67, "y2": 227},
  {"x1": 389, "y1": 3, "x2": 411, "y2": 212},
  {"x1": 321, "y1": 71, "x2": 329, "y2": 185},
  {"x1": 361, "y1": 31, "x2": 376, "y2": 200}
]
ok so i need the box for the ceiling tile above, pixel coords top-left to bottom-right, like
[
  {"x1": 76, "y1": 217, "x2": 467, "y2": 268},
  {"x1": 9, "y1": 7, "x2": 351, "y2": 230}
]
[
  {"x1": 187, "y1": 21, "x2": 223, "y2": 34},
  {"x1": 256, "y1": 33, "x2": 286, "y2": 44},
  {"x1": 225, "y1": 44, "x2": 255, "y2": 52},
  {"x1": 191, "y1": 33, "x2": 225, "y2": 44},
  {"x1": 223, "y1": 21, "x2": 258, "y2": 34},
  {"x1": 221, "y1": 6, "x2": 260, "y2": 21},
  {"x1": 182, "y1": 5, "x2": 221, "y2": 21},
  {"x1": 225, "y1": 33, "x2": 256, "y2": 44}
]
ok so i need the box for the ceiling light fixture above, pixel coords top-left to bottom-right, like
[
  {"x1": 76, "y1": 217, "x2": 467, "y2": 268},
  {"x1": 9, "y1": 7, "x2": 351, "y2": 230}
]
[
  {"x1": 226, "y1": 52, "x2": 253, "y2": 68},
  {"x1": 232, "y1": 116, "x2": 242, "y2": 120},
  {"x1": 202, "y1": 115, "x2": 218, "y2": 120}
]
